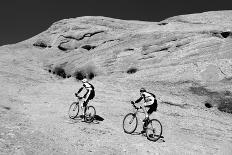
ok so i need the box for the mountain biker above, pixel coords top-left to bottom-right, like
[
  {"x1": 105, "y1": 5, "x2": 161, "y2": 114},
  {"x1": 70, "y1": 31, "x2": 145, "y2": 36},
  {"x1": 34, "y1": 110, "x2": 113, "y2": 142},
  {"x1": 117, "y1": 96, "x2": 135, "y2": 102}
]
[
  {"x1": 132, "y1": 88, "x2": 157, "y2": 127},
  {"x1": 75, "y1": 78, "x2": 95, "y2": 117}
]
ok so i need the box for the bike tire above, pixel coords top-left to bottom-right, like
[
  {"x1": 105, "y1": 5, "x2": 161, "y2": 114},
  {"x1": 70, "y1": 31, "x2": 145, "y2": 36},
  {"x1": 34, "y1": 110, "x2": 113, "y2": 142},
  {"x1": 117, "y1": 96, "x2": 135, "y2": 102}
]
[
  {"x1": 84, "y1": 105, "x2": 96, "y2": 123},
  {"x1": 122, "y1": 113, "x2": 138, "y2": 134},
  {"x1": 68, "y1": 102, "x2": 79, "y2": 119},
  {"x1": 146, "y1": 119, "x2": 162, "y2": 142}
]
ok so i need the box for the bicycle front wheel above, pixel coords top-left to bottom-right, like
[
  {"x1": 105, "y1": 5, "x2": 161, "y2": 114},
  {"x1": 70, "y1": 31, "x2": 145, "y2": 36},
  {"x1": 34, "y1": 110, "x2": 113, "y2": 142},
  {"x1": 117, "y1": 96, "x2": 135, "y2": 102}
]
[
  {"x1": 146, "y1": 119, "x2": 162, "y2": 142},
  {"x1": 68, "y1": 102, "x2": 79, "y2": 119},
  {"x1": 84, "y1": 106, "x2": 96, "y2": 123},
  {"x1": 122, "y1": 113, "x2": 138, "y2": 134}
]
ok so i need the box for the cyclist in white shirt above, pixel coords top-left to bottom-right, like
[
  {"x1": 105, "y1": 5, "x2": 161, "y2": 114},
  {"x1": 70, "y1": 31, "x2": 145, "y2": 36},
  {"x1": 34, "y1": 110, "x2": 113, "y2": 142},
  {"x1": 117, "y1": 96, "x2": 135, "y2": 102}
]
[{"x1": 75, "y1": 78, "x2": 95, "y2": 117}]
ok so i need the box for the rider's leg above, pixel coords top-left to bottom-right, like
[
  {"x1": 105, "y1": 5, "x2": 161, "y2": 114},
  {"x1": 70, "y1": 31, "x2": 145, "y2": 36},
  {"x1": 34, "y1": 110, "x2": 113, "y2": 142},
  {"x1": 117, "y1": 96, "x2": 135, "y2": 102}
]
[
  {"x1": 83, "y1": 90, "x2": 91, "y2": 115},
  {"x1": 141, "y1": 105, "x2": 148, "y2": 120},
  {"x1": 83, "y1": 99, "x2": 89, "y2": 115}
]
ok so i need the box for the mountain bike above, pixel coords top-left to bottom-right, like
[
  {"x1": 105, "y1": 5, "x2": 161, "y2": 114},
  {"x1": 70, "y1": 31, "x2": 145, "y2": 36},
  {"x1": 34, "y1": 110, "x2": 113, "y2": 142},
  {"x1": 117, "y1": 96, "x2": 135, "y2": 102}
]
[
  {"x1": 68, "y1": 94, "x2": 96, "y2": 123},
  {"x1": 122, "y1": 101, "x2": 162, "y2": 142}
]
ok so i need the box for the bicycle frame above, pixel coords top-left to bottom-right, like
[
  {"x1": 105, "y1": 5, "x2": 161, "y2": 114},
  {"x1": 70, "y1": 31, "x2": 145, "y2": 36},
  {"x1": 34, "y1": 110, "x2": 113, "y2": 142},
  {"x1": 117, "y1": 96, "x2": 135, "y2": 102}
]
[
  {"x1": 76, "y1": 96, "x2": 84, "y2": 108},
  {"x1": 131, "y1": 103, "x2": 146, "y2": 121}
]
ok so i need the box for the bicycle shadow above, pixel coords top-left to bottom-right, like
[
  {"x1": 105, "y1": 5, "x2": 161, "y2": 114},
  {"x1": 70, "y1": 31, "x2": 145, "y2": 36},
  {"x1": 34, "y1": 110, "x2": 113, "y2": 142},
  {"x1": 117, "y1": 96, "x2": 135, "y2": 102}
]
[
  {"x1": 66, "y1": 114, "x2": 104, "y2": 124},
  {"x1": 92, "y1": 115, "x2": 104, "y2": 124},
  {"x1": 130, "y1": 131, "x2": 165, "y2": 143},
  {"x1": 94, "y1": 115, "x2": 104, "y2": 121}
]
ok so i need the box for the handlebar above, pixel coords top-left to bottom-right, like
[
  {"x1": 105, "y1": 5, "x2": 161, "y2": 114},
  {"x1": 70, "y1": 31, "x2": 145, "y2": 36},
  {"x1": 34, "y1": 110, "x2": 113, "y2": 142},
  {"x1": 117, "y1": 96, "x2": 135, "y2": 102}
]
[
  {"x1": 131, "y1": 101, "x2": 140, "y2": 110},
  {"x1": 75, "y1": 93, "x2": 83, "y2": 100}
]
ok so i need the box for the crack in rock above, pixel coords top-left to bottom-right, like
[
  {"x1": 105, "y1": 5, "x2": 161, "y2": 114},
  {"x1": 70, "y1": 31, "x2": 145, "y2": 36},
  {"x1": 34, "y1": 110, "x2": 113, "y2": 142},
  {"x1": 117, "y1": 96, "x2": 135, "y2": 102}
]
[{"x1": 60, "y1": 30, "x2": 105, "y2": 41}]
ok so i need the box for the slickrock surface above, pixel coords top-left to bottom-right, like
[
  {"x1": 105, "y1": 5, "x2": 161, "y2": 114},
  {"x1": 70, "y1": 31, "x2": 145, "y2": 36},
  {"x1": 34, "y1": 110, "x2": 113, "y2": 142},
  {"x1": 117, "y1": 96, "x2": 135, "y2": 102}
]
[{"x1": 0, "y1": 11, "x2": 232, "y2": 155}]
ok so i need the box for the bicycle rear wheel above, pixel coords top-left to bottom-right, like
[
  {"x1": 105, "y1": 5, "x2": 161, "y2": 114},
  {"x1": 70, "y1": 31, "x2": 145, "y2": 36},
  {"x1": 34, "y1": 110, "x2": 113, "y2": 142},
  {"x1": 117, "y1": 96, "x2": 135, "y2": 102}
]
[
  {"x1": 68, "y1": 102, "x2": 79, "y2": 119},
  {"x1": 84, "y1": 106, "x2": 96, "y2": 123},
  {"x1": 122, "y1": 113, "x2": 138, "y2": 134},
  {"x1": 146, "y1": 119, "x2": 162, "y2": 142}
]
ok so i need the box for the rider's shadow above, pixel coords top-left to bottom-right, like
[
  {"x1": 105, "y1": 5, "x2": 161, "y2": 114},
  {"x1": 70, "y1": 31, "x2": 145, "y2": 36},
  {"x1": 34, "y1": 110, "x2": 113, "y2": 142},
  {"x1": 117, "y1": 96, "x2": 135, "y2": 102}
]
[
  {"x1": 131, "y1": 131, "x2": 165, "y2": 143},
  {"x1": 92, "y1": 115, "x2": 104, "y2": 124},
  {"x1": 67, "y1": 114, "x2": 104, "y2": 124},
  {"x1": 94, "y1": 115, "x2": 104, "y2": 121}
]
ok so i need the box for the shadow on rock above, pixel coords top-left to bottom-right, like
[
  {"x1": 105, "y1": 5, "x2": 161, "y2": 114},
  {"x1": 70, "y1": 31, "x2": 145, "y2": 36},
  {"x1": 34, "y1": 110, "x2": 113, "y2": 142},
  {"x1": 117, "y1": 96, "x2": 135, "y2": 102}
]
[
  {"x1": 157, "y1": 135, "x2": 165, "y2": 143},
  {"x1": 94, "y1": 115, "x2": 104, "y2": 121},
  {"x1": 66, "y1": 115, "x2": 104, "y2": 124}
]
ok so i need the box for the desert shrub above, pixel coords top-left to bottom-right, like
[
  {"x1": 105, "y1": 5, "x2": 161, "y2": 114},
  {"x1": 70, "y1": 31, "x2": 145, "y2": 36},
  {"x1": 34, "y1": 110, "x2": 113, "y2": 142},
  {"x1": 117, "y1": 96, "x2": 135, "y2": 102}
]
[
  {"x1": 74, "y1": 69, "x2": 96, "y2": 80},
  {"x1": 221, "y1": 31, "x2": 231, "y2": 38},
  {"x1": 217, "y1": 91, "x2": 232, "y2": 113},
  {"x1": 88, "y1": 72, "x2": 95, "y2": 79},
  {"x1": 189, "y1": 86, "x2": 232, "y2": 113},
  {"x1": 53, "y1": 67, "x2": 66, "y2": 78},
  {"x1": 217, "y1": 97, "x2": 232, "y2": 113},
  {"x1": 126, "y1": 67, "x2": 138, "y2": 74},
  {"x1": 74, "y1": 70, "x2": 86, "y2": 80},
  {"x1": 205, "y1": 102, "x2": 213, "y2": 108},
  {"x1": 73, "y1": 64, "x2": 97, "y2": 81},
  {"x1": 188, "y1": 86, "x2": 214, "y2": 96},
  {"x1": 81, "y1": 45, "x2": 96, "y2": 51},
  {"x1": 33, "y1": 39, "x2": 48, "y2": 48},
  {"x1": 124, "y1": 48, "x2": 134, "y2": 51},
  {"x1": 158, "y1": 22, "x2": 168, "y2": 26}
]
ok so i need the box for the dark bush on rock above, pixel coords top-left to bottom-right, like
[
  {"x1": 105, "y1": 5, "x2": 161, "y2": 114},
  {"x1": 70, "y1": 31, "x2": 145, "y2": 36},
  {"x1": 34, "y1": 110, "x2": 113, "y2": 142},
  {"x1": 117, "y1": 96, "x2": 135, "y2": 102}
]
[
  {"x1": 33, "y1": 40, "x2": 48, "y2": 48},
  {"x1": 88, "y1": 72, "x2": 95, "y2": 79},
  {"x1": 188, "y1": 86, "x2": 213, "y2": 96},
  {"x1": 74, "y1": 65, "x2": 97, "y2": 80},
  {"x1": 189, "y1": 86, "x2": 232, "y2": 113},
  {"x1": 127, "y1": 67, "x2": 138, "y2": 74},
  {"x1": 81, "y1": 45, "x2": 96, "y2": 51},
  {"x1": 53, "y1": 67, "x2": 66, "y2": 78},
  {"x1": 74, "y1": 70, "x2": 86, "y2": 80},
  {"x1": 221, "y1": 31, "x2": 232, "y2": 38},
  {"x1": 217, "y1": 91, "x2": 232, "y2": 113},
  {"x1": 205, "y1": 102, "x2": 213, "y2": 108}
]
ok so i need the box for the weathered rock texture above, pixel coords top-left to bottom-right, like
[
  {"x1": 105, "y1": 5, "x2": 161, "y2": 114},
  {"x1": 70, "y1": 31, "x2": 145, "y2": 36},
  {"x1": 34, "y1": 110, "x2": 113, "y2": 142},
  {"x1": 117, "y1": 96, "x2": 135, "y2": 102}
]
[
  {"x1": 1, "y1": 11, "x2": 232, "y2": 155},
  {"x1": 27, "y1": 11, "x2": 232, "y2": 112}
]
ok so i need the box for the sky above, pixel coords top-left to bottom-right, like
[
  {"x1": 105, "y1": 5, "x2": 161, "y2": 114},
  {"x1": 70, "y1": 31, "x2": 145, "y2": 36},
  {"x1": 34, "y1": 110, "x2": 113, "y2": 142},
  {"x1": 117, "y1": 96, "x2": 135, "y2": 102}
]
[{"x1": 0, "y1": 0, "x2": 232, "y2": 46}]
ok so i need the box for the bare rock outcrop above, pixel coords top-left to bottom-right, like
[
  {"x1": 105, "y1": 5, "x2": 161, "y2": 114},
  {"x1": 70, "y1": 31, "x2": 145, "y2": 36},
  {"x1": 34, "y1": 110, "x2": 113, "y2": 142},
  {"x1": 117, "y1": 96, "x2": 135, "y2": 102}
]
[
  {"x1": 24, "y1": 11, "x2": 232, "y2": 113},
  {"x1": 1, "y1": 11, "x2": 232, "y2": 155}
]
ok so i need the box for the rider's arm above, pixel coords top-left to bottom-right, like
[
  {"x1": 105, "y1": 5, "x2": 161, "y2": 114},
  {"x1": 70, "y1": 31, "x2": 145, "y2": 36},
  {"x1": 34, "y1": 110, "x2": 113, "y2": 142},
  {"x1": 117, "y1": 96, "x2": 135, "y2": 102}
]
[
  {"x1": 83, "y1": 89, "x2": 89, "y2": 99},
  {"x1": 77, "y1": 87, "x2": 84, "y2": 94},
  {"x1": 135, "y1": 96, "x2": 143, "y2": 104}
]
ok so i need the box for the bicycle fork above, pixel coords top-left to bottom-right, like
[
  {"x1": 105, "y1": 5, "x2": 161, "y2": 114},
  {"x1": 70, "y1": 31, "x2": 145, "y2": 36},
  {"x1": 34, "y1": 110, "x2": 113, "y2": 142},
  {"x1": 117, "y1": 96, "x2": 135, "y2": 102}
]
[
  {"x1": 129, "y1": 114, "x2": 136, "y2": 124},
  {"x1": 73, "y1": 103, "x2": 78, "y2": 111}
]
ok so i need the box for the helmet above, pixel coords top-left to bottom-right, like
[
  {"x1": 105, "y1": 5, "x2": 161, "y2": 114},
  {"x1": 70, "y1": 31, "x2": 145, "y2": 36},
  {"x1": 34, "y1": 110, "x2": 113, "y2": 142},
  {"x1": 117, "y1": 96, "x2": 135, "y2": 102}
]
[
  {"x1": 81, "y1": 78, "x2": 88, "y2": 83},
  {"x1": 140, "y1": 88, "x2": 146, "y2": 92}
]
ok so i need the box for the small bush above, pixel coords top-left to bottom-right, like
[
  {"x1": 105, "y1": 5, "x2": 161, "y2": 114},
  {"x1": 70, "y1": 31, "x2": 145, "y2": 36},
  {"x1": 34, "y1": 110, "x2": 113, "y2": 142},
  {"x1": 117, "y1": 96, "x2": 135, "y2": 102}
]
[
  {"x1": 221, "y1": 31, "x2": 231, "y2": 38},
  {"x1": 81, "y1": 45, "x2": 96, "y2": 51},
  {"x1": 189, "y1": 86, "x2": 232, "y2": 113},
  {"x1": 158, "y1": 22, "x2": 168, "y2": 26},
  {"x1": 124, "y1": 48, "x2": 134, "y2": 51},
  {"x1": 33, "y1": 39, "x2": 48, "y2": 48},
  {"x1": 205, "y1": 102, "x2": 213, "y2": 108},
  {"x1": 126, "y1": 67, "x2": 138, "y2": 74},
  {"x1": 88, "y1": 72, "x2": 95, "y2": 79},
  {"x1": 74, "y1": 70, "x2": 86, "y2": 80},
  {"x1": 73, "y1": 64, "x2": 97, "y2": 81},
  {"x1": 217, "y1": 96, "x2": 232, "y2": 113},
  {"x1": 188, "y1": 86, "x2": 213, "y2": 96},
  {"x1": 53, "y1": 67, "x2": 66, "y2": 78}
]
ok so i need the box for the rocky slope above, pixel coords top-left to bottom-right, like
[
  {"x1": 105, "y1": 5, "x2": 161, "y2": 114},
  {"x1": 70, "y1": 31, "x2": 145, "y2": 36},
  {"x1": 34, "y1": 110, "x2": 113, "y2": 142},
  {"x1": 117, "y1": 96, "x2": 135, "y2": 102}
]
[{"x1": 0, "y1": 11, "x2": 232, "y2": 155}]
